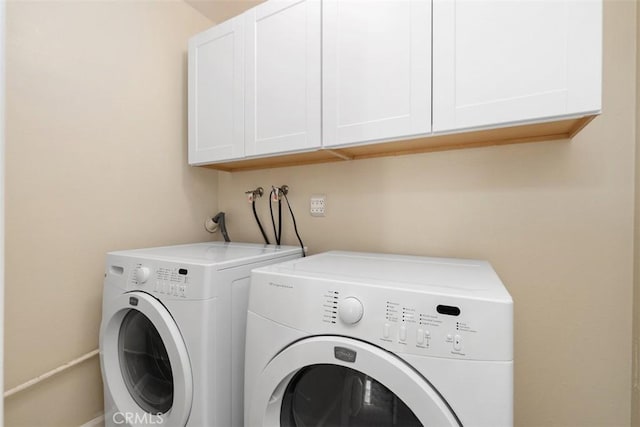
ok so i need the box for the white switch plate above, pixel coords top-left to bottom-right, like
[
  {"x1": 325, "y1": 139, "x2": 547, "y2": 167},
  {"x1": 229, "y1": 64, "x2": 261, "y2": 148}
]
[{"x1": 310, "y1": 194, "x2": 326, "y2": 217}]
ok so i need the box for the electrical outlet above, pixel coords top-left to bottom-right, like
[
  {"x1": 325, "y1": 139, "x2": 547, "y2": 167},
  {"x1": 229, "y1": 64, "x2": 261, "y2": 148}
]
[{"x1": 310, "y1": 194, "x2": 326, "y2": 217}]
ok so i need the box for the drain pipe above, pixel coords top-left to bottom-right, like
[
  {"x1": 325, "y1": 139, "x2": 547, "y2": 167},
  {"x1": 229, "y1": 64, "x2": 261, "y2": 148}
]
[{"x1": 212, "y1": 212, "x2": 230, "y2": 242}]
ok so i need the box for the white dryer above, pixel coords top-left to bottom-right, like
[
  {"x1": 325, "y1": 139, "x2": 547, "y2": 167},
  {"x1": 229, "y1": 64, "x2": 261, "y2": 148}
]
[
  {"x1": 245, "y1": 251, "x2": 513, "y2": 427},
  {"x1": 99, "y1": 242, "x2": 302, "y2": 427}
]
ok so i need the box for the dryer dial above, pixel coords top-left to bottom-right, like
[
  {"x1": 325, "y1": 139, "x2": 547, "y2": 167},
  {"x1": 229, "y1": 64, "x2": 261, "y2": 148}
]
[
  {"x1": 338, "y1": 297, "x2": 364, "y2": 325},
  {"x1": 135, "y1": 266, "x2": 150, "y2": 284}
]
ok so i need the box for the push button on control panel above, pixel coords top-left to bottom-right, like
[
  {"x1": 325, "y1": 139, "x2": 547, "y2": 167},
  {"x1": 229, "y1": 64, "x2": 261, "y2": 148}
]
[
  {"x1": 454, "y1": 334, "x2": 462, "y2": 351},
  {"x1": 383, "y1": 323, "x2": 390, "y2": 338},
  {"x1": 416, "y1": 328, "x2": 424, "y2": 344},
  {"x1": 399, "y1": 325, "x2": 407, "y2": 342}
]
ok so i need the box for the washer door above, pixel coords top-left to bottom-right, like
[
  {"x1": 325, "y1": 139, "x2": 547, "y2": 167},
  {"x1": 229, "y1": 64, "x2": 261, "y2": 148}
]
[
  {"x1": 100, "y1": 291, "x2": 193, "y2": 426},
  {"x1": 247, "y1": 336, "x2": 460, "y2": 427}
]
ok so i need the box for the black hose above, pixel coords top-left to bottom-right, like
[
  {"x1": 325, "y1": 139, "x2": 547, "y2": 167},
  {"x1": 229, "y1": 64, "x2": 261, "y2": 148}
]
[
  {"x1": 283, "y1": 193, "x2": 306, "y2": 257},
  {"x1": 269, "y1": 189, "x2": 279, "y2": 245},
  {"x1": 252, "y1": 200, "x2": 270, "y2": 244},
  {"x1": 278, "y1": 198, "x2": 282, "y2": 246}
]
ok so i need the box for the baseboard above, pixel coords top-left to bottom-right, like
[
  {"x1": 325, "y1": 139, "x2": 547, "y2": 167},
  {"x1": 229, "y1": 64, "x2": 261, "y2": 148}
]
[{"x1": 79, "y1": 413, "x2": 104, "y2": 427}]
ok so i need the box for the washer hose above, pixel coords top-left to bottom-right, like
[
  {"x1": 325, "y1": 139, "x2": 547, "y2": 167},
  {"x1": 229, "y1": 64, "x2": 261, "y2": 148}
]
[{"x1": 252, "y1": 200, "x2": 270, "y2": 244}]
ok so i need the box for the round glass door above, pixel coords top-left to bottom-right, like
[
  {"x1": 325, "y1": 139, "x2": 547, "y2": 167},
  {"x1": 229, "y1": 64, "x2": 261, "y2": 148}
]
[
  {"x1": 100, "y1": 291, "x2": 193, "y2": 426},
  {"x1": 119, "y1": 309, "x2": 174, "y2": 414},
  {"x1": 281, "y1": 364, "x2": 421, "y2": 427}
]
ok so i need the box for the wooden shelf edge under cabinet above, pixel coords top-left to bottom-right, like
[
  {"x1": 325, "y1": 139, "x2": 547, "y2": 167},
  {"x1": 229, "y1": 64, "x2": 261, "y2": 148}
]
[{"x1": 200, "y1": 115, "x2": 596, "y2": 173}]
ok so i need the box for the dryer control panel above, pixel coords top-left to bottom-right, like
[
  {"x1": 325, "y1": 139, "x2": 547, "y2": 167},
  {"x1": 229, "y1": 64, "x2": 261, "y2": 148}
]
[
  {"x1": 251, "y1": 277, "x2": 512, "y2": 361},
  {"x1": 250, "y1": 252, "x2": 513, "y2": 362}
]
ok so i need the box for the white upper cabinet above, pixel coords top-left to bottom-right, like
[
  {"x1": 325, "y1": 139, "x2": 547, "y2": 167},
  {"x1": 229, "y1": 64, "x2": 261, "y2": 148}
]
[
  {"x1": 187, "y1": 0, "x2": 602, "y2": 170},
  {"x1": 188, "y1": 16, "x2": 245, "y2": 165},
  {"x1": 244, "y1": 0, "x2": 322, "y2": 156},
  {"x1": 432, "y1": 0, "x2": 602, "y2": 133},
  {"x1": 322, "y1": 0, "x2": 431, "y2": 147}
]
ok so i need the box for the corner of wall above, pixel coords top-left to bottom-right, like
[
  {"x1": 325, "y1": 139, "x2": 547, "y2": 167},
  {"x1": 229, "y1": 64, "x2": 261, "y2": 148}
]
[{"x1": 632, "y1": 0, "x2": 640, "y2": 423}]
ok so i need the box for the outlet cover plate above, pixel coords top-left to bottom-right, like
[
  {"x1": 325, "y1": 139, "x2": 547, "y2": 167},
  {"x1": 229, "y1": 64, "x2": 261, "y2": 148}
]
[{"x1": 310, "y1": 194, "x2": 326, "y2": 217}]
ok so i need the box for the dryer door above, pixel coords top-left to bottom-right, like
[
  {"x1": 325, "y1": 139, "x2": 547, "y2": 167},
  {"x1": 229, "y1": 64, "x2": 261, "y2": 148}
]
[
  {"x1": 100, "y1": 291, "x2": 193, "y2": 426},
  {"x1": 247, "y1": 336, "x2": 460, "y2": 426}
]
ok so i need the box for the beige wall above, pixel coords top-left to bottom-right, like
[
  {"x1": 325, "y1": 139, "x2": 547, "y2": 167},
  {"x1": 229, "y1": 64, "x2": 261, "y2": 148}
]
[
  {"x1": 4, "y1": 1, "x2": 215, "y2": 425},
  {"x1": 4, "y1": 0, "x2": 637, "y2": 425},
  {"x1": 218, "y1": 0, "x2": 637, "y2": 425},
  {"x1": 633, "y1": 0, "x2": 640, "y2": 423}
]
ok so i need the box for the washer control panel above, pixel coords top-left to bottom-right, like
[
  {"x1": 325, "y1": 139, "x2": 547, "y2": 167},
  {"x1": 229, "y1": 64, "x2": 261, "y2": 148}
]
[{"x1": 127, "y1": 262, "x2": 192, "y2": 298}]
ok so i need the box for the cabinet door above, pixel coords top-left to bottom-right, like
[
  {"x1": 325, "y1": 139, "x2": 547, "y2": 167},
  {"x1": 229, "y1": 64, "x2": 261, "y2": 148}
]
[
  {"x1": 433, "y1": 0, "x2": 602, "y2": 133},
  {"x1": 245, "y1": 0, "x2": 321, "y2": 156},
  {"x1": 322, "y1": 0, "x2": 431, "y2": 148},
  {"x1": 188, "y1": 17, "x2": 244, "y2": 164}
]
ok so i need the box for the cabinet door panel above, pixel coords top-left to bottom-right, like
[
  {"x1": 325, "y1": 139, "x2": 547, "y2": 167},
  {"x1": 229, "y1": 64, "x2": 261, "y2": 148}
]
[
  {"x1": 245, "y1": 0, "x2": 321, "y2": 156},
  {"x1": 188, "y1": 17, "x2": 244, "y2": 164},
  {"x1": 433, "y1": 0, "x2": 602, "y2": 133},
  {"x1": 323, "y1": 0, "x2": 431, "y2": 147}
]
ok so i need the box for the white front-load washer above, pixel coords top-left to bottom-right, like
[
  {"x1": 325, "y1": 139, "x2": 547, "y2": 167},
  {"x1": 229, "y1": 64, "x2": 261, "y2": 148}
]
[
  {"x1": 99, "y1": 242, "x2": 302, "y2": 427},
  {"x1": 245, "y1": 251, "x2": 513, "y2": 427}
]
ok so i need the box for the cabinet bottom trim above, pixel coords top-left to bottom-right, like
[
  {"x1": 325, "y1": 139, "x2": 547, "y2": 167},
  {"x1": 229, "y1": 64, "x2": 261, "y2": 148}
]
[{"x1": 202, "y1": 115, "x2": 596, "y2": 172}]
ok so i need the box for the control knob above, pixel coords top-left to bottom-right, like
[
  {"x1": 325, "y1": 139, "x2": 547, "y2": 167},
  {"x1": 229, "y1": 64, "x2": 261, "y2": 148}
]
[
  {"x1": 338, "y1": 297, "x2": 364, "y2": 325},
  {"x1": 135, "y1": 267, "x2": 150, "y2": 284}
]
